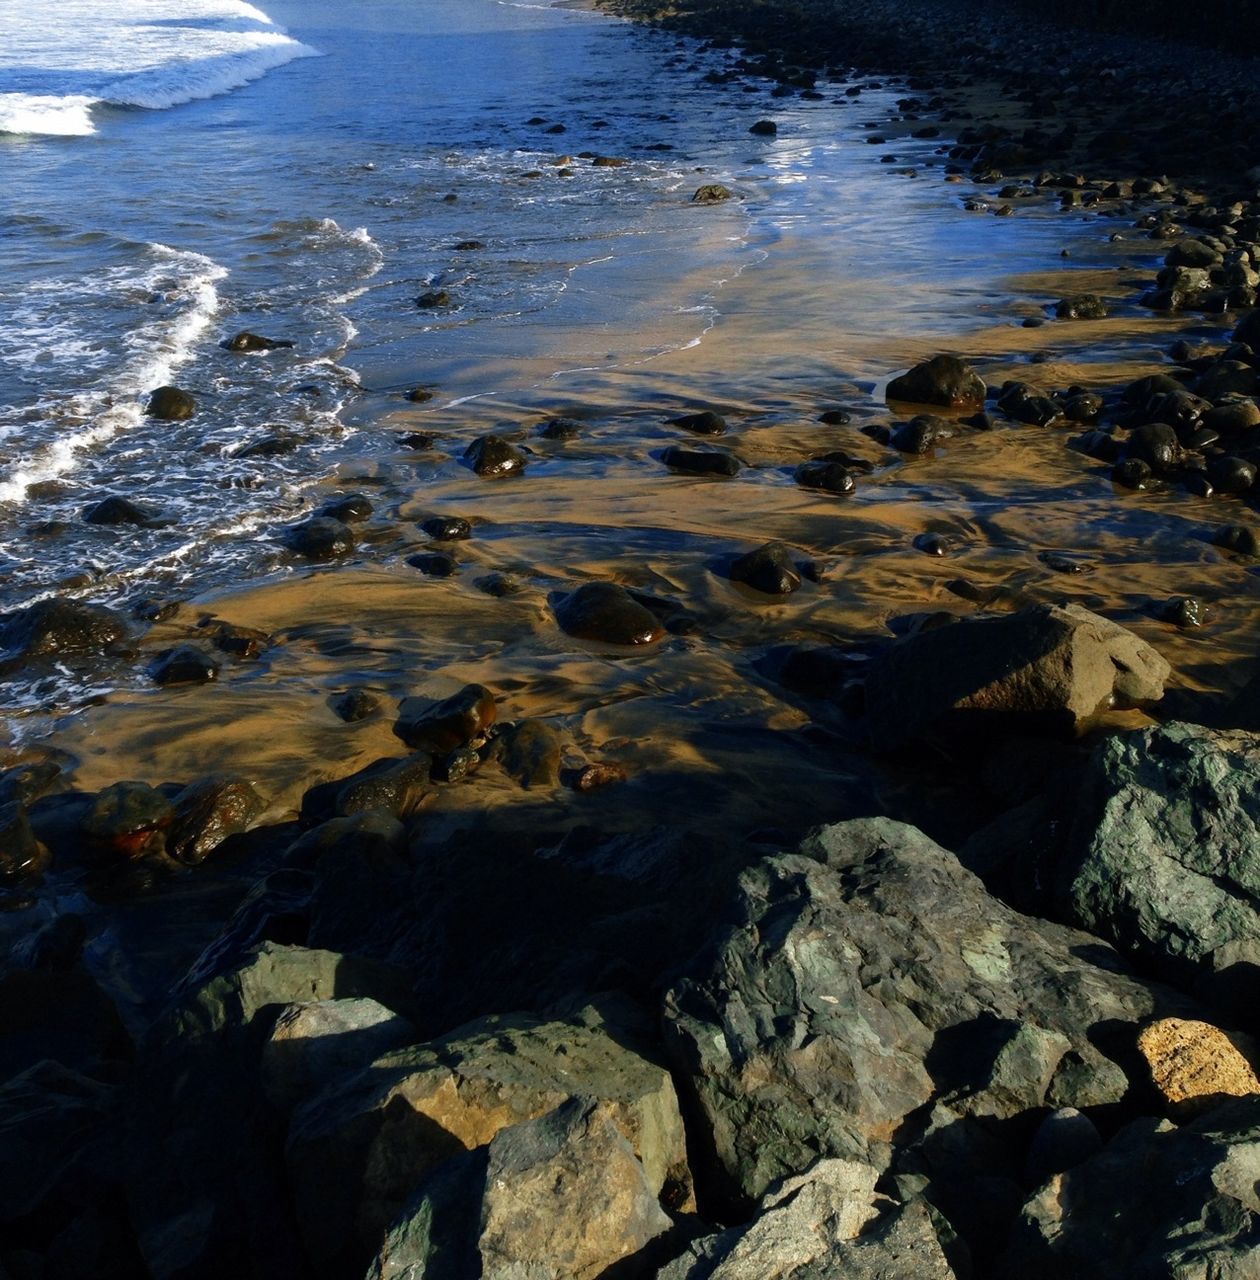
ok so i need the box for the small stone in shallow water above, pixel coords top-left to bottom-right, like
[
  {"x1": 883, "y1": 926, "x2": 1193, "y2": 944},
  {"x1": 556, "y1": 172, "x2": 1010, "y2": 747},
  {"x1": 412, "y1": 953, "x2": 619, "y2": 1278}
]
[
  {"x1": 330, "y1": 689, "x2": 381, "y2": 722},
  {"x1": 1038, "y1": 551, "x2": 1087, "y2": 574},
  {"x1": 794, "y1": 460, "x2": 856, "y2": 494},
  {"x1": 407, "y1": 552, "x2": 458, "y2": 577},
  {"x1": 891, "y1": 415, "x2": 954, "y2": 453},
  {"x1": 416, "y1": 290, "x2": 451, "y2": 308},
  {"x1": 395, "y1": 683, "x2": 496, "y2": 753},
  {"x1": 399, "y1": 431, "x2": 435, "y2": 449},
  {"x1": 1155, "y1": 597, "x2": 1209, "y2": 628},
  {"x1": 405, "y1": 387, "x2": 435, "y2": 403},
  {"x1": 886, "y1": 354, "x2": 985, "y2": 409},
  {"x1": 145, "y1": 386, "x2": 195, "y2": 420},
  {"x1": 150, "y1": 645, "x2": 219, "y2": 686},
  {"x1": 537, "y1": 417, "x2": 583, "y2": 440},
  {"x1": 668, "y1": 409, "x2": 727, "y2": 436},
  {"x1": 913, "y1": 532, "x2": 950, "y2": 556},
  {"x1": 1212, "y1": 525, "x2": 1260, "y2": 557},
  {"x1": 475, "y1": 573, "x2": 523, "y2": 598},
  {"x1": 730, "y1": 541, "x2": 801, "y2": 594},
  {"x1": 692, "y1": 184, "x2": 733, "y2": 204},
  {"x1": 283, "y1": 517, "x2": 355, "y2": 559},
  {"x1": 452, "y1": 240, "x2": 485, "y2": 251},
  {"x1": 420, "y1": 516, "x2": 472, "y2": 541},
  {"x1": 749, "y1": 119, "x2": 778, "y2": 136},
  {"x1": 1055, "y1": 294, "x2": 1108, "y2": 320},
  {"x1": 221, "y1": 331, "x2": 293, "y2": 352},
  {"x1": 318, "y1": 493, "x2": 373, "y2": 523},
  {"x1": 661, "y1": 446, "x2": 741, "y2": 476},
  {"x1": 818, "y1": 408, "x2": 852, "y2": 425},
  {"x1": 573, "y1": 762, "x2": 628, "y2": 792},
  {"x1": 1206, "y1": 455, "x2": 1257, "y2": 495},
  {"x1": 465, "y1": 434, "x2": 527, "y2": 477},
  {"x1": 83, "y1": 496, "x2": 155, "y2": 526},
  {"x1": 1112, "y1": 458, "x2": 1156, "y2": 490},
  {"x1": 554, "y1": 582, "x2": 665, "y2": 646},
  {"x1": 488, "y1": 719, "x2": 562, "y2": 789}
]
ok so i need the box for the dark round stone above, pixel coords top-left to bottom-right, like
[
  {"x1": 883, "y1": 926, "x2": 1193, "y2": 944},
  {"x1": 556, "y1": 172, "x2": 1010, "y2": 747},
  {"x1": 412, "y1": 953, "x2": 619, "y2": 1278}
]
[
  {"x1": 913, "y1": 532, "x2": 951, "y2": 556},
  {"x1": 84, "y1": 495, "x2": 154, "y2": 526},
  {"x1": 407, "y1": 552, "x2": 458, "y2": 577},
  {"x1": 749, "y1": 119, "x2": 778, "y2": 136},
  {"x1": 221, "y1": 331, "x2": 293, "y2": 352},
  {"x1": 465, "y1": 435, "x2": 527, "y2": 477},
  {"x1": 1213, "y1": 525, "x2": 1260, "y2": 557},
  {"x1": 794, "y1": 460, "x2": 856, "y2": 494},
  {"x1": 1113, "y1": 458, "x2": 1154, "y2": 489},
  {"x1": 416, "y1": 290, "x2": 452, "y2": 308},
  {"x1": 668, "y1": 409, "x2": 727, "y2": 436},
  {"x1": 150, "y1": 645, "x2": 219, "y2": 686},
  {"x1": 554, "y1": 582, "x2": 665, "y2": 646},
  {"x1": 421, "y1": 516, "x2": 472, "y2": 541},
  {"x1": 319, "y1": 493, "x2": 373, "y2": 523},
  {"x1": 283, "y1": 517, "x2": 355, "y2": 559},
  {"x1": 730, "y1": 541, "x2": 801, "y2": 594},
  {"x1": 818, "y1": 408, "x2": 853, "y2": 425},
  {"x1": 537, "y1": 417, "x2": 583, "y2": 440},
  {"x1": 329, "y1": 689, "x2": 381, "y2": 722},
  {"x1": 1206, "y1": 455, "x2": 1257, "y2": 495},
  {"x1": 145, "y1": 386, "x2": 195, "y2": 420},
  {"x1": 661, "y1": 447, "x2": 741, "y2": 476}
]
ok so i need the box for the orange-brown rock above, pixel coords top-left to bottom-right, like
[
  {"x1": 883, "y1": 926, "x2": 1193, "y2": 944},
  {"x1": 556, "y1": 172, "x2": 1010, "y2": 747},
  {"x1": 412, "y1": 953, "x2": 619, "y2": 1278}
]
[{"x1": 1137, "y1": 1017, "x2": 1260, "y2": 1117}]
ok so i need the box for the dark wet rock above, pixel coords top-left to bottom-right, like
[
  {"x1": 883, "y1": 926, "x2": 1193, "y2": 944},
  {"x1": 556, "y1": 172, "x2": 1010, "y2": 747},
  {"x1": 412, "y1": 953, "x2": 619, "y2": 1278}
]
[
  {"x1": 475, "y1": 572, "x2": 523, "y2": 597},
  {"x1": 1204, "y1": 400, "x2": 1260, "y2": 434},
  {"x1": 290, "y1": 1003, "x2": 689, "y2": 1280},
  {"x1": 669, "y1": 408, "x2": 727, "y2": 435},
  {"x1": 1024, "y1": 1108, "x2": 1103, "y2": 1186},
  {"x1": 234, "y1": 431, "x2": 302, "y2": 459},
  {"x1": 398, "y1": 430, "x2": 435, "y2": 449},
  {"x1": 198, "y1": 619, "x2": 269, "y2": 660},
  {"x1": 0, "y1": 802, "x2": 50, "y2": 883},
  {"x1": 0, "y1": 760, "x2": 68, "y2": 810},
  {"x1": 749, "y1": 118, "x2": 778, "y2": 136},
  {"x1": 794, "y1": 459, "x2": 857, "y2": 492},
  {"x1": 536, "y1": 416, "x2": 583, "y2": 440},
  {"x1": 406, "y1": 551, "x2": 458, "y2": 577},
  {"x1": 420, "y1": 515, "x2": 472, "y2": 540},
  {"x1": 1234, "y1": 309, "x2": 1260, "y2": 349},
  {"x1": 913, "y1": 532, "x2": 951, "y2": 556},
  {"x1": 404, "y1": 387, "x2": 435, "y2": 404},
  {"x1": 663, "y1": 817, "x2": 1188, "y2": 1217},
  {"x1": 318, "y1": 493, "x2": 372, "y2": 523},
  {"x1": 591, "y1": 154, "x2": 628, "y2": 167},
  {"x1": 662, "y1": 445, "x2": 741, "y2": 476},
  {"x1": 1212, "y1": 524, "x2": 1260, "y2": 557},
  {"x1": 221, "y1": 331, "x2": 294, "y2": 352},
  {"x1": 997, "y1": 382, "x2": 1061, "y2": 426},
  {"x1": 329, "y1": 688, "x2": 381, "y2": 722},
  {"x1": 891, "y1": 414, "x2": 955, "y2": 453},
  {"x1": 1039, "y1": 551, "x2": 1087, "y2": 573},
  {"x1": 1054, "y1": 293, "x2": 1108, "y2": 320},
  {"x1": 167, "y1": 776, "x2": 265, "y2": 864},
  {"x1": 1058, "y1": 390, "x2": 1103, "y2": 423},
  {"x1": 692, "y1": 183, "x2": 734, "y2": 204},
  {"x1": 818, "y1": 407, "x2": 853, "y2": 424},
  {"x1": 1072, "y1": 428, "x2": 1120, "y2": 461},
  {"x1": 415, "y1": 289, "x2": 451, "y2": 308},
  {"x1": 1206, "y1": 454, "x2": 1257, "y2": 494},
  {"x1": 1006, "y1": 1098, "x2": 1260, "y2": 1278},
  {"x1": 554, "y1": 582, "x2": 665, "y2": 646},
  {"x1": 730, "y1": 541, "x2": 801, "y2": 594},
  {"x1": 659, "y1": 1166, "x2": 958, "y2": 1280},
  {"x1": 1146, "y1": 388, "x2": 1209, "y2": 432},
  {"x1": 395, "y1": 683, "x2": 496, "y2": 754},
  {"x1": 1165, "y1": 238, "x2": 1224, "y2": 269},
  {"x1": 1121, "y1": 373, "x2": 1186, "y2": 412},
  {"x1": 863, "y1": 602, "x2": 1170, "y2": 752},
  {"x1": 465, "y1": 433, "x2": 527, "y2": 477},
  {"x1": 886, "y1": 354, "x2": 985, "y2": 410},
  {"x1": 84, "y1": 781, "x2": 174, "y2": 861},
  {"x1": 0, "y1": 598, "x2": 129, "y2": 669},
  {"x1": 83, "y1": 495, "x2": 156, "y2": 526},
  {"x1": 300, "y1": 753, "x2": 433, "y2": 826},
  {"x1": 283, "y1": 516, "x2": 355, "y2": 560},
  {"x1": 1197, "y1": 360, "x2": 1258, "y2": 400},
  {"x1": 1113, "y1": 457, "x2": 1156, "y2": 489},
  {"x1": 1155, "y1": 596, "x2": 1208, "y2": 628},
  {"x1": 1057, "y1": 722, "x2": 1260, "y2": 1001},
  {"x1": 573, "y1": 762, "x2": 629, "y2": 791},
  {"x1": 451, "y1": 240, "x2": 484, "y2": 251},
  {"x1": 487, "y1": 719, "x2": 562, "y2": 789},
  {"x1": 150, "y1": 644, "x2": 219, "y2": 686},
  {"x1": 431, "y1": 745, "x2": 480, "y2": 784},
  {"x1": 144, "y1": 385, "x2": 195, "y2": 420}
]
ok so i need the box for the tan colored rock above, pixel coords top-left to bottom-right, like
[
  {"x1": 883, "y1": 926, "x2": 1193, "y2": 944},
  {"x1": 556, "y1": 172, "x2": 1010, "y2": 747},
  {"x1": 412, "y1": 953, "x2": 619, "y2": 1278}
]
[{"x1": 1137, "y1": 1017, "x2": 1260, "y2": 1117}]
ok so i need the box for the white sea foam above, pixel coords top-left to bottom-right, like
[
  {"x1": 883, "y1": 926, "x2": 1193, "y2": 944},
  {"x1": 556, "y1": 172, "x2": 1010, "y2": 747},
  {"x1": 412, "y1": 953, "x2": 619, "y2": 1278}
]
[
  {"x1": 0, "y1": 244, "x2": 227, "y2": 504},
  {"x1": 0, "y1": 0, "x2": 318, "y2": 137}
]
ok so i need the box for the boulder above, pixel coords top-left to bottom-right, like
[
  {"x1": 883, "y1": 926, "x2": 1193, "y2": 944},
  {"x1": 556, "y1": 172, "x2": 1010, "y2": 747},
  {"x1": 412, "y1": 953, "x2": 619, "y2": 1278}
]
[
  {"x1": 663, "y1": 817, "x2": 1187, "y2": 1216},
  {"x1": 659, "y1": 1163, "x2": 957, "y2": 1280},
  {"x1": 1137, "y1": 1017, "x2": 1260, "y2": 1118},
  {"x1": 1059, "y1": 722, "x2": 1260, "y2": 999},
  {"x1": 886, "y1": 355, "x2": 985, "y2": 410},
  {"x1": 288, "y1": 1002, "x2": 690, "y2": 1278},
  {"x1": 394, "y1": 684, "x2": 495, "y2": 754},
  {"x1": 145, "y1": 386, "x2": 195, "y2": 420},
  {"x1": 1006, "y1": 1097, "x2": 1260, "y2": 1278},
  {"x1": 0, "y1": 598, "x2": 128, "y2": 670},
  {"x1": 863, "y1": 603, "x2": 1169, "y2": 752},
  {"x1": 554, "y1": 582, "x2": 665, "y2": 645}
]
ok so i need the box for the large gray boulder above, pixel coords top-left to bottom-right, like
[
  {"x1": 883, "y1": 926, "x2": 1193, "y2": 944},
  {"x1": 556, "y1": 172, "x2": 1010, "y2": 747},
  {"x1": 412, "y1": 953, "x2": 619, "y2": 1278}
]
[
  {"x1": 1005, "y1": 1096, "x2": 1260, "y2": 1278},
  {"x1": 1059, "y1": 721, "x2": 1260, "y2": 1001},
  {"x1": 366, "y1": 1098, "x2": 672, "y2": 1280},
  {"x1": 863, "y1": 603, "x2": 1169, "y2": 751},
  {"x1": 662, "y1": 818, "x2": 1189, "y2": 1220},
  {"x1": 658, "y1": 1159, "x2": 958, "y2": 1279},
  {"x1": 287, "y1": 1001, "x2": 690, "y2": 1279}
]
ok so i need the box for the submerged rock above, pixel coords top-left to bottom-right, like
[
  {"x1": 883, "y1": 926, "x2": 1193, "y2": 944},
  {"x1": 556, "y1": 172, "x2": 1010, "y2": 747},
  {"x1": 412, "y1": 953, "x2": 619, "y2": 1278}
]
[
  {"x1": 692, "y1": 183, "x2": 734, "y2": 204},
  {"x1": 891, "y1": 414, "x2": 956, "y2": 452},
  {"x1": 668, "y1": 409, "x2": 727, "y2": 435},
  {"x1": 83, "y1": 495, "x2": 156, "y2": 526},
  {"x1": 661, "y1": 445, "x2": 741, "y2": 475},
  {"x1": 1055, "y1": 294, "x2": 1108, "y2": 320},
  {"x1": 886, "y1": 354, "x2": 985, "y2": 410},
  {"x1": 0, "y1": 598, "x2": 129, "y2": 669},
  {"x1": 150, "y1": 644, "x2": 219, "y2": 686},
  {"x1": 318, "y1": 493, "x2": 373, "y2": 523},
  {"x1": 221, "y1": 331, "x2": 294, "y2": 352},
  {"x1": 863, "y1": 602, "x2": 1169, "y2": 751},
  {"x1": 554, "y1": 582, "x2": 665, "y2": 646},
  {"x1": 794, "y1": 458, "x2": 857, "y2": 492},
  {"x1": 145, "y1": 385, "x2": 195, "y2": 420}
]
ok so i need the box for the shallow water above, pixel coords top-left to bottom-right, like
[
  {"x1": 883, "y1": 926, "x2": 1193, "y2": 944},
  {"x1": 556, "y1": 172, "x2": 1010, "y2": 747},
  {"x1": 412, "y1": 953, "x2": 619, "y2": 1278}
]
[{"x1": 2, "y1": 0, "x2": 1255, "y2": 849}]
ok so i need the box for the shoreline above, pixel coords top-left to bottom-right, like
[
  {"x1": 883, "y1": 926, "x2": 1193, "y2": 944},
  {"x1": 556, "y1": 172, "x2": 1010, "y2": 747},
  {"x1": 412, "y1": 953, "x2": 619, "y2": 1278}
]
[{"x1": 6, "y1": 1, "x2": 1260, "y2": 1275}]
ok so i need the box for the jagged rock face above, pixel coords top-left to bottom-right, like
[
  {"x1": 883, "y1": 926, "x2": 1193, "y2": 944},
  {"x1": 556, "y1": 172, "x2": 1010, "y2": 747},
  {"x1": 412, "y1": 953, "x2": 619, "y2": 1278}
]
[
  {"x1": 662, "y1": 818, "x2": 1189, "y2": 1216},
  {"x1": 1059, "y1": 722, "x2": 1260, "y2": 1001},
  {"x1": 1006, "y1": 1097, "x2": 1260, "y2": 1279}
]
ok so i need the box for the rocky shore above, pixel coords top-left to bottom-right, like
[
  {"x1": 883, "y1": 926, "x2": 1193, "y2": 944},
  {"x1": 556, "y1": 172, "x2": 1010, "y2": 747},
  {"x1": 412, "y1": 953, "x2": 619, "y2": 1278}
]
[{"x1": 6, "y1": 0, "x2": 1260, "y2": 1277}]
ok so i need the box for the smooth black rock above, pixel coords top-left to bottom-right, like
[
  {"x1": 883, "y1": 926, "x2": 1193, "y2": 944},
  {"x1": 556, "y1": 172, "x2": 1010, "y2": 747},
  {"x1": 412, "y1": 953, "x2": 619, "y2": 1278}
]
[
  {"x1": 475, "y1": 573, "x2": 522, "y2": 598},
  {"x1": 818, "y1": 408, "x2": 852, "y2": 425},
  {"x1": 167, "y1": 776, "x2": 264, "y2": 864},
  {"x1": 668, "y1": 409, "x2": 727, "y2": 436},
  {"x1": 150, "y1": 645, "x2": 219, "y2": 686},
  {"x1": 537, "y1": 417, "x2": 582, "y2": 440},
  {"x1": 794, "y1": 460, "x2": 856, "y2": 493},
  {"x1": 886, "y1": 354, "x2": 985, "y2": 409},
  {"x1": 891, "y1": 415, "x2": 955, "y2": 453},
  {"x1": 395, "y1": 684, "x2": 497, "y2": 754},
  {"x1": 318, "y1": 494, "x2": 373, "y2": 523},
  {"x1": 416, "y1": 290, "x2": 451, "y2": 308},
  {"x1": 83, "y1": 495, "x2": 155, "y2": 526},
  {"x1": 221, "y1": 331, "x2": 294, "y2": 352},
  {"x1": 1206, "y1": 455, "x2": 1257, "y2": 495},
  {"x1": 1073, "y1": 429, "x2": 1120, "y2": 462},
  {"x1": 749, "y1": 119, "x2": 778, "y2": 136},
  {"x1": 1165, "y1": 238, "x2": 1223, "y2": 269},
  {"x1": 998, "y1": 382, "x2": 1061, "y2": 426},
  {"x1": 1113, "y1": 458, "x2": 1155, "y2": 489},
  {"x1": 1127, "y1": 423, "x2": 1180, "y2": 472},
  {"x1": 399, "y1": 431, "x2": 435, "y2": 449},
  {"x1": 661, "y1": 446, "x2": 741, "y2": 476},
  {"x1": 730, "y1": 542, "x2": 801, "y2": 594},
  {"x1": 1212, "y1": 525, "x2": 1260, "y2": 557},
  {"x1": 913, "y1": 532, "x2": 951, "y2": 556},
  {"x1": 421, "y1": 516, "x2": 472, "y2": 541},
  {"x1": 283, "y1": 517, "x2": 355, "y2": 559},
  {"x1": 0, "y1": 598, "x2": 129, "y2": 665},
  {"x1": 405, "y1": 387, "x2": 435, "y2": 404},
  {"x1": 554, "y1": 583, "x2": 664, "y2": 646},
  {"x1": 407, "y1": 552, "x2": 458, "y2": 577},
  {"x1": 465, "y1": 434, "x2": 527, "y2": 477},
  {"x1": 145, "y1": 386, "x2": 195, "y2": 420}
]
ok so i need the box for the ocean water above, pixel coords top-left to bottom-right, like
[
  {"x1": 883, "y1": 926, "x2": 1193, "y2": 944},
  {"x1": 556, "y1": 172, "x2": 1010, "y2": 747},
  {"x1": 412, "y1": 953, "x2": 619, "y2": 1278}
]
[{"x1": 0, "y1": 0, "x2": 1137, "y2": 712}]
